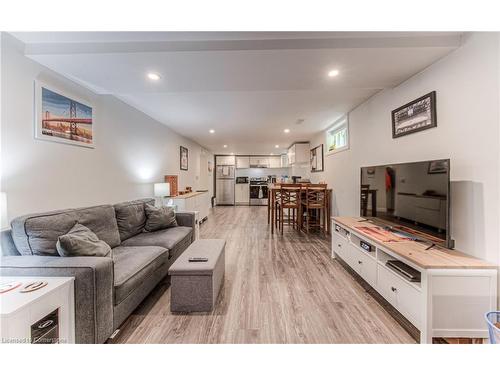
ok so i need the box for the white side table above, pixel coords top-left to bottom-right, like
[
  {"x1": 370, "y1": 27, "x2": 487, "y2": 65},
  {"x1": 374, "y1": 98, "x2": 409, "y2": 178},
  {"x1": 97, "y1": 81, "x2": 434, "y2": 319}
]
[{"x1": 0, "y1": 276, "x2": 75, "y2": 344}]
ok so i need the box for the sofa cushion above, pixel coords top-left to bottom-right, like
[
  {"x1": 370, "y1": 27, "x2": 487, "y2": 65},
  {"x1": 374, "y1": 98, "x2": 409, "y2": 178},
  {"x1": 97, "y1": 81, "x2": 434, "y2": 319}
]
[
  {"x1": 11, "y1": 205, "x2": 121, "y2": 256},
  {"x1": 144, "y1": 204, "x2": 177, "y2": 232},
  {"x1": 113, "y1": 245, "x2": 169, "y2": 305},
  {"x1": 121, "y1": 226, "x2": 193, "y2": 256},
  {"x1": 56, "y1": 223, "x2": 112, "y2": 257},
  {"x1": 114, "y1": 198, "x2": 154, "y2": 241}
]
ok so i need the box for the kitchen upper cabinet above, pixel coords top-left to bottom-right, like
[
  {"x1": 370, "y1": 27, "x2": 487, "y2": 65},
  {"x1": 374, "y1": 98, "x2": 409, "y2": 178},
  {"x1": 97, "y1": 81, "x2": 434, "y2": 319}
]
[
  {"x1": 280, "y1": 154, "x2": 289, "y2": 168},
  {"x1": 287, "y1": 143, "x2": 309, "y2": 165},
  {"x1": 236, "y1": 156, "x2": 250, "y2": 169},
  {"x1": 216, "y1": 155, "x2": 236, "y2": 165},
  {"x1": 268, "y1": 156, "x2": 282, "y2": 168},
  {"x1": 287, "y1": 147, "x2": 295, "y2": 165},
  {"x1": 249, "y1": 157, "x2": 269, "y2": 168},
  {"x1": 232, "y1": 155, "x2": 290, "y2": 169}
]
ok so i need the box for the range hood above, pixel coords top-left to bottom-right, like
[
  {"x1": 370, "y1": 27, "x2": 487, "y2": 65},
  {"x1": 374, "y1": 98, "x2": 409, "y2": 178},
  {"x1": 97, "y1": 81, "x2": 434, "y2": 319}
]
[{"x1": 249, "y1": 162, "x2": 268, "y2": 168}]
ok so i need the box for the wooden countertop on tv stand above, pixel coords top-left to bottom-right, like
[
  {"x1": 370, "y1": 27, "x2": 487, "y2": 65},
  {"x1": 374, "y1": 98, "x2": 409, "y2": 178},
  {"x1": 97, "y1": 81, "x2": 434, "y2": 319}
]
[{"x1": 332, "y1": 216, "x2": 496, "y2": 270}]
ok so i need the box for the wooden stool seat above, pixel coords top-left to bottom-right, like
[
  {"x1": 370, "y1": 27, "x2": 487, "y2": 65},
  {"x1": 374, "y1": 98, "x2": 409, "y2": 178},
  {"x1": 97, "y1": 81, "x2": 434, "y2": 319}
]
[
  {"x1": 276, "y1": 184, "x2": 302, "y2": 234},
  {"x1": 301, "y1": 184, "x2": 327, "y2": 234}
]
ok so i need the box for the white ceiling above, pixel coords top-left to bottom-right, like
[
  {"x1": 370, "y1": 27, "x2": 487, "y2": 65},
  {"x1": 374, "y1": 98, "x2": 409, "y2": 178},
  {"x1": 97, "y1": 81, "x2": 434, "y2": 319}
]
[{"x1": 11, "y1": 32, "x2": 463, "y2": 155}]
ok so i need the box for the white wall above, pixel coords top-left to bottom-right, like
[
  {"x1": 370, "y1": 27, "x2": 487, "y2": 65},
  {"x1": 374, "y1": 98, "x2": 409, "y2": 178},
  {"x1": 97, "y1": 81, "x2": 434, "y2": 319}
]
[
  {"x1": 309, "y1": 33, "x2": 500, "y2": 303},
  {"x1": 1, "y1": 33, "x2": 213, "y2": 221}
]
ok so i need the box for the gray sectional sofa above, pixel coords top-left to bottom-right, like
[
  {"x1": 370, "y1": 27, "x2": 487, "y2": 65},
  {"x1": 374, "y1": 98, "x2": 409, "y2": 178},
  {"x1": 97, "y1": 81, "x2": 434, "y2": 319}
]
[{"x1": 0, "y1": 198, "x2": 195, "y2": 344}]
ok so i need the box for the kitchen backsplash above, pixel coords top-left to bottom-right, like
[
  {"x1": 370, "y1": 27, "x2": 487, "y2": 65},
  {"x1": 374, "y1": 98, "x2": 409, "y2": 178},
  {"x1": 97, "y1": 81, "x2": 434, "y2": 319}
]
[
  {"x1": 290, "y1": 164, "x2": 311, "y2": 180},
  {"x1": 236, "y1": 168, "x2": 290, "y2": 178},
  {"x1": 235, "y1": 165, "x2": 311, "y2": 180}
]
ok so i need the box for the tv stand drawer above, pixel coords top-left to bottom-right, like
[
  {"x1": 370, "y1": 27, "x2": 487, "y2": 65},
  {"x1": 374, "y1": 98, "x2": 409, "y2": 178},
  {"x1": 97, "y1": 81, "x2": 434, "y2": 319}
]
[
  {"x1": 377, "y1": 264, "x2": 421, "y2": 329},
  {"x1": 332, "y1": 230, "x2": 349, "y2": 259},
  {"x1": 349, "y1": 245, "x2": 376, "y2": 285}
]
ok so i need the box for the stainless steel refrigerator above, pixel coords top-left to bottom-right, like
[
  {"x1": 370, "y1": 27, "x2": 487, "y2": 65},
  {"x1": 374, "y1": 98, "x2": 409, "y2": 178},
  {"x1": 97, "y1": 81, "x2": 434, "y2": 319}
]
[{"x1": 216, "y1": 165, "x2": 235, "y2": 205}]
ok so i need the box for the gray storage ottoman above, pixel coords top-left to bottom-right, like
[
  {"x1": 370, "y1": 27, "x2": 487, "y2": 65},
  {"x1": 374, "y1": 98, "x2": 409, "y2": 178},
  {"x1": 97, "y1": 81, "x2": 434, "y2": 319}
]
[{"x1": 168, "y1": 239, "x2": 226, "y2": 312}]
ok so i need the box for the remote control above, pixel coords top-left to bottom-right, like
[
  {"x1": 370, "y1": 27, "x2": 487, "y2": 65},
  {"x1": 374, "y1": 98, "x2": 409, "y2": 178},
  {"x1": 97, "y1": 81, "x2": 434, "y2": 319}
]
[{"x1": 188, "y1": 257, "x2": 208, "y2": 262}]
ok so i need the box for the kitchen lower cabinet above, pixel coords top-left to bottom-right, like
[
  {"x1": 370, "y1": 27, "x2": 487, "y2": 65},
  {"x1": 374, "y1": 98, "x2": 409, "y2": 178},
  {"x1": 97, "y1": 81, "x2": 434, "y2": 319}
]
[{"x1": 235, "y1": 183, "x2": 250, "y2": 205}]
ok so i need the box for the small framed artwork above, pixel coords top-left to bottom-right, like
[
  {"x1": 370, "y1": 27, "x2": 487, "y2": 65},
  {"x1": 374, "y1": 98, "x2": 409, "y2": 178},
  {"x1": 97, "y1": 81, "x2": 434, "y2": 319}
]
[
  {"x1": 180, "y1": 146, "x2": 189, "y2": 171},
  {"x1": 35, "y1": 81, "x2": 94, "y2": 148},
  {"x1": 310, "y1": 144, "x2": 324, "y2": 172},
  {"x1": 428, "y1": 159, "x2": 448, "y2": 174},
  {"x1": 392, "y1": 91, "x2": 436, "y2": 138}
]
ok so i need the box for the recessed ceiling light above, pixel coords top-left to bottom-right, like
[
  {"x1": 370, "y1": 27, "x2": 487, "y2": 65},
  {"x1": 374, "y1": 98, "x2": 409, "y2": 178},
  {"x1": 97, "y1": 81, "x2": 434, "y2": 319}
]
[
  {"x1": 328, "y1": 70, "x2": 339, "y2": 77},
  {"x1": 223, "y1": 145, "x2": 228, "y2": 148},
  {"x1": 147, "y1": 72, "x2": 161, "y2": 81},
  {"x1": 209, "y1": 129, "x2": 215, "y2": 134},
  {"x1": 275, "y1": 145, "x2": 279, "y2": 148},
  {"x1": 284, "y1": 129, "x2": 290, "y2": 133}
]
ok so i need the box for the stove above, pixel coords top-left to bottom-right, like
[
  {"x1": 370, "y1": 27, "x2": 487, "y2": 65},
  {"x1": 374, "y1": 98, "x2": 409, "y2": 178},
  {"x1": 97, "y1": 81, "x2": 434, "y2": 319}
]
[{"x1": 249, "y1": 178, "x2": 268, "y2": 206}]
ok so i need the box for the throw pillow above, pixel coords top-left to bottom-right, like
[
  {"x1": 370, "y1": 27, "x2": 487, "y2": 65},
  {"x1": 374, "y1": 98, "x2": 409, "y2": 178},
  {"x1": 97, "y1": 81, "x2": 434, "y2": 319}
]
[
  {"x1": 144, "y1": 204, "x2": 177, "y2": 232},
  {"x1": 114, "y1": 199, "x2": 154, "y2": 241},
  {"x1": 56, "y1": 223, "x2": 112, "y2": 257}
]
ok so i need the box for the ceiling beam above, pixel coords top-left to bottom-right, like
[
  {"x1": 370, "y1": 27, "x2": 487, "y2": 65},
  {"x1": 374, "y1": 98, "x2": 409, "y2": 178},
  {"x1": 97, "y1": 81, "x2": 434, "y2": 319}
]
[{"x1": 22, "y1": 34, "x2": 463, "y2": 55}]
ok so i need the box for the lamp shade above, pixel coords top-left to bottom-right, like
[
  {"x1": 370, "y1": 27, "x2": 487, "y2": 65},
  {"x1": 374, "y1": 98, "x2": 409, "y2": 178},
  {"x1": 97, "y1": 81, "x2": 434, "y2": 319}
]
[
  {"x1": 154, "y1": 183, "x2": 170, "y2": 197},
  {"x1": 1, "y1": 192, "x2": 7, "y2": 229}
]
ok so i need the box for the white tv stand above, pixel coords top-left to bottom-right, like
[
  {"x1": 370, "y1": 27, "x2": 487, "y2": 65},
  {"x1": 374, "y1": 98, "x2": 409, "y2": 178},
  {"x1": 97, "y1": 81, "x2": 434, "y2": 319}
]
[{"x1": 332, "y1": 217, "x2": 497, "y2": 343}]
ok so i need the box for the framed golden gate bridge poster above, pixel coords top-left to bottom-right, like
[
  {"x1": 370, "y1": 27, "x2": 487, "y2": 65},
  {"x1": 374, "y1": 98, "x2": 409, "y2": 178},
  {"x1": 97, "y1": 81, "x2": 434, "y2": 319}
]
[{"x1": 34, "y1": 81, "x2": 94, "y2": 148}]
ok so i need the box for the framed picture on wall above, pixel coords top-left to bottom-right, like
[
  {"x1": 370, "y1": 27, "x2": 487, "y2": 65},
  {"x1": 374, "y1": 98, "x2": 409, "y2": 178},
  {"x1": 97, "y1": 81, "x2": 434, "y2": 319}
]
[
  {"x1": 392, "y1": 91, "x2": 437, "y2": 138},
  {"x1": 180, "y1": 146, "x2": 189, "y2": 171},
  {"x1": 34, "y1": 81, "x2": 94, "y2": 148},
  {"x1": 310, "y1": 144, "x2": 324, "y2": 172}
]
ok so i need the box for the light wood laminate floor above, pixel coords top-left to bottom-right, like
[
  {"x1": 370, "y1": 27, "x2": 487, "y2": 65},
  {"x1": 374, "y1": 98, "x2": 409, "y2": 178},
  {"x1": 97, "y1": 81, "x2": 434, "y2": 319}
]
[{"x1": 113, "y1": 206, "x2": 416, "y2": 344}]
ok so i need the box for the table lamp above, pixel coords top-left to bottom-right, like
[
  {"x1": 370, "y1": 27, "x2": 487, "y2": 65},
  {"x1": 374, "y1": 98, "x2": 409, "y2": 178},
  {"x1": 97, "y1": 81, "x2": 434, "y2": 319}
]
[{"x1": 154, "y1": 183, "x2": 170, "y2": 207}]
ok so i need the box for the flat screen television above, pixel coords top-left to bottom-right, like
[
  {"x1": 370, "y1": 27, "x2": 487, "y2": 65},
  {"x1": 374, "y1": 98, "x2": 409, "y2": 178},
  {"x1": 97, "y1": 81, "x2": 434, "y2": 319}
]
[{"x1": 360, "y1": 159, "x2": 451, "y2": 248}]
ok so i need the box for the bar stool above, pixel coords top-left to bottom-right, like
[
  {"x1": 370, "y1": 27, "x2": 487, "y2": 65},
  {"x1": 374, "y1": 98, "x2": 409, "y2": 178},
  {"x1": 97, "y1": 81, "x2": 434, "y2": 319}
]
[
  {"x1": 301, "y1": 184, "x2": 327, "y2": 234},
  {"x1": 276, "y1": 184, "x2": 302, "y2": 234},
  {"x1": 273, "y1": 186, "x2": 282, "y2": 231}
]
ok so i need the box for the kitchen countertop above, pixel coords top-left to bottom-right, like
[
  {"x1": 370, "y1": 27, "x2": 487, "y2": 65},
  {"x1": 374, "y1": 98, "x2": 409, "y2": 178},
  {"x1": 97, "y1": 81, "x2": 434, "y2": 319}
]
[
  {"x1": 171, "y1": 191, "x2": 208, "y2": 199},
  {"x1": 268, "y1": 184, "x2": 332, "y2": 190}
]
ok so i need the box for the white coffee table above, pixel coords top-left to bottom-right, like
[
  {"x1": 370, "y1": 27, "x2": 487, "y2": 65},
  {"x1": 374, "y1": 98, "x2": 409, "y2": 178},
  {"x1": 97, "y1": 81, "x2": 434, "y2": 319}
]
[{"x1": 0, "y1": 276, "x2": 75, "y2": 344}]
